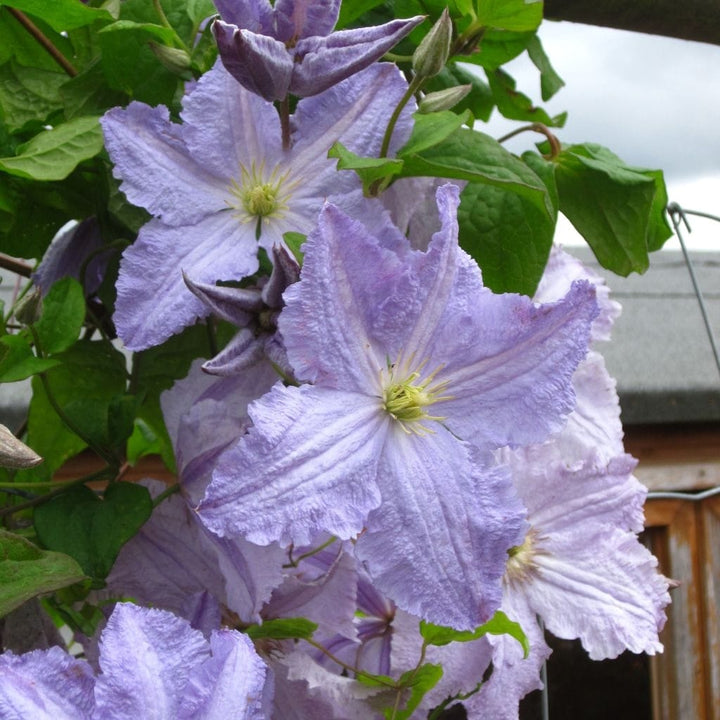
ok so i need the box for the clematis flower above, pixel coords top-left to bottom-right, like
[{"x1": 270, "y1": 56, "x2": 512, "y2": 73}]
[
  {"x1": 101, "y1": 60, "x2": 412, "y2": 350},
  {"x1": 212, "y1": 0, "x2": 424, "y2": 101},
  {"x1": 0, "y1": 603, "x2": 270, "y2": 719},
  {"x1": 199, "y1": 184, "x2": 598, "y2": 630}
]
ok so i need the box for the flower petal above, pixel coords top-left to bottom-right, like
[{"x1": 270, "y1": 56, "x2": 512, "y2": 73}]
[
  {"x1": 213, "y1": 21, "x2": 293, "y2": 102},
  {"x1": 214, "y1": 0, "x2": 274, "y2": 33},
  {"x1": 291, "y1": 19, "x2": 423, "y2": 97},
  {"x1": 114, "y1": 214, "x2": 259, "y2": 350},
  {"x1": 101, "y1": 103, "x2": 228, "y2": 226},
  {"x1": 94, "y1": 604, "x2": 210, "y2": 719},
  {"x1": 273, "y1": 0, "x2": 341, "y2": 41},
  {"x1": 0, "y1": 647, "x2": 94, "y2": 720},
  {"x1": 199, "y1": 384, "x2": 386, "y2": 545},
  {"x1": 355, "y1": 432, "x2": 526, "y2": 630}
]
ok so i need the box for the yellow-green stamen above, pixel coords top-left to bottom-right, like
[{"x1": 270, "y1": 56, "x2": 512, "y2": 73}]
[
  {"x1": 381, "y1": 356, "x2": 450, "y2": 434},
  {"x1": 227, "y1": 162, "x2": 296, "y2": 223}
]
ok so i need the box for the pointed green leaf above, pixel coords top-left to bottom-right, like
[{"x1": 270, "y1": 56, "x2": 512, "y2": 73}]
[
  {"x1": 0, "y1": 116, "x2": 103, "y2": 181},
  {"x1": 399, "y1": 109, "x2": 472, "y2": 156},
  {"x1": 34, "y1": 277, "x2": 86, "y2": 354},
  {"x1": 245, "y1": 617, "x2": 318, "y2": 641},
  {"x1": 0, "y1": 334, "x2": 60, "y2": 382},
  {"x1": 399, "y1": 127, "x2": 552, "y2": 217},
  {"x1": 328, "y1": 142, "x2": 403, "y2": 195},
  {"x1": 34, "y1": 482, "x2": 153, "y2": 583},
  {"x1": 555, "y1": 143, "x2": 672, "y2": 275},
  {"x1": 0, "y1": 61, "x2": 66, "y2": 133},
  {"x1": 420, "y1": 610, "x2": 529, "y2": 656},
  {"x1": 0, "y1": 0, "x2": 112, "y2": 31},
  {"x1": 389, "y1": 664, "x2": 444, "y2": 720},
  {"x1": 474, "y1": 0, "x2": 543, "y2": 32},
  {"x1": 486, "y1": 67, "x2": 560, "y2": 125},
  {"x1": 0, "y1": 530, "x2": 87, "y2": 617},
  {"x1": 526, "y1": 34, "x2": 565, "y2": 101}
]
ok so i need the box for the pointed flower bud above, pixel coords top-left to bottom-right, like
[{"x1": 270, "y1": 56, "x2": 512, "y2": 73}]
[
  {"x1": 418, "y1": 84, "x2": 472, "y2": 113},
  {"x1": 412, "y1": 8, "x2": 452, "y2": 79},
  {"x1": 0, "y1": 424, "x2": 42, "y2": 469},
  {"x1": 14, "y1": 287, "x2": 42, "y2": 326},
  {"x1": 149, "y1": 43, "x2": 192, "y2": 75}
]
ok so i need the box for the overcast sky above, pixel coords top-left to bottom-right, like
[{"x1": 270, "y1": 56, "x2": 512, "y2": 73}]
[{"x1": 482, "y1": 20, "x2": 720, "y2": 251}]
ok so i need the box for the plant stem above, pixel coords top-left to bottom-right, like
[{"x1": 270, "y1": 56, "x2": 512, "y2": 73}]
[
  {"x1": 283, "y1": 535, "x2": 337, "y2": 568},
  {"x1": 7, "y1": 8, "x2": 77, "y2": 77},
  {"x1": 152, "y1": 0, "x2": 173, "y2": 30},
  {"x1": 0, "y1": 253, "x2": 33, "y2": 278},
  {"x1": 380, "y1": 74, "x2": 424, "y2": 159},
  {"x1": 497, "y1": 122, "x2": 562, "y2": 159},
  {"x1": 303, "y1": 638, "x2": 397, "y2": 688},
  {"x1": 152, "y1": 483, "x2": 180, "y2": 507}
]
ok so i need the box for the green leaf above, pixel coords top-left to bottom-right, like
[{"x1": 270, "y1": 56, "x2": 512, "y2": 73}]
[
  {"x1": 34, "y1": 482, "x2": 153, "y2": 583},
  {"x1": 420, "y1": 610, "x2": 529, "y2": 656},
  {"x1": 328, "y1": 142, "x2": 403, "y2": 195},
  {"x1": 245, "y1": 617, "x2": 318, "y2": 641},
  {"x1": 458, "y1": 150, "x2": 556, "y2": 295},
  {"x1": 486, "y1": 67, "x2": 559, "y2": 125},
  {"x1": 463, "y1": 29, "x2": 536, "y2": 70},
  {"x1": 17, "y1": 339, "x2": 127, "y2": 480},
  {"x1": 389, "y1": 664, "x2": 444, "y2": 720},
  {"x1": 59, "y1": 62, "x2": 128, "y2": 119},
  {"x1": 554, "y1": 143, "x2": 671, "y2": 275},
  {"x1": 474, "y1": 0, "x2": 543, "y2": 32},
  {"x1": 0, "y1": 116, "x2": 103, "y2": 181},
  {"x1": 0, "y1": 334, "x2": 60, "y2": 382},
  {"x1": 34, "y1": 277, "x2": 86, "y2": 354},
  {"x1": 0, "y1": 529, "x2": 87, "y2": 617},
  {"x1": 399, "y1": 127, "x2": 552, "y2": 217},
  {"x1": 337, "y1": 0, "x2": 387, "y2": 28},
  {"x1": 186, "y1": 0, "x2": 216, "y2": 25},
  {"x1": 526, "y1": 34, "x2": 564, "y2": 101},
  {"x1": 0, "y1": 0, "x2": 112, "y2": 32},
  {"x1": 399, "y1": 110, "x2": 472, "y2": 156},
  {"x1": 0, "y1": 61, "x2": 66, "y2": 133}
]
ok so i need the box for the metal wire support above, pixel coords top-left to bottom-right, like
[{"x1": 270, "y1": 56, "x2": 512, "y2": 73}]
[{"x1": 665, "y1": 202, "x2": 720, "y2": 380}]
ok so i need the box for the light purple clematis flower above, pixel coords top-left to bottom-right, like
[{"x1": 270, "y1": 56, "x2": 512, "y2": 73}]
[
  {"x1": 0, "y1": 603, "x2": 270, "y2": 720},
  {"x1": 212, "y1": 0, "x2": 423, "y2": 100},
  {"x1": 101, "y1": 59, "x2": 412, "y2": 350},
  {"x1": 199, "y1": 184, "x2": 598, "y2": 630}
]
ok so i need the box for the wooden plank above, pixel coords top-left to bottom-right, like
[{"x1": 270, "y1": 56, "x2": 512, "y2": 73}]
[
  {"x1": 701, "y1": 497, "x2": 720, "y2": 720},
  {"x1": 645, "y1": 500, "x2": 707, "y2": 720}
]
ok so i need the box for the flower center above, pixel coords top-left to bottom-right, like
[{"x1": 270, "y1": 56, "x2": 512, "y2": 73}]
[
  {"x1": 228, "y1": 162, "x2": 295, "y2": 223},
  {"x1": 505, "y1": 529, "x2": 544, "y2": 585},
  {"x1": 381, "y1": 356, "x2": 450, "y2": 434}
]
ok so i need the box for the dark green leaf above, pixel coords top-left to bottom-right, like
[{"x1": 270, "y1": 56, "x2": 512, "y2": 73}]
[
  {"x1": 0, "y1": 61, "x2": 66, "y2": 133},
  {"x1": 0, "y1": 8, "x2": 75, "y2": 71},
  {"x1": 486, "y1": 67, "x2": 558, "y2": 125},
  {"x1": 399, "y1": 127, "x2": 552, "y2": 217},
  {"x1": 328, "y1": 141, "x2": 403, "y2": 195},
  {"x1": 526, "y1": 34, "x2": 564, "y2": 101},
  {"x1": 474, "y1": 0, "x2": 542, "y2": 32},
  {"x1": 0, "y1": 529, "x2": 87, "y2": 617},
  {"x1": 245, "y1": 617, "x2": 318, "y2": 641},
  {"x1": 60, "y1": 62, "x2": 128, "y2": 119},
  {"x1": 554, "y1": 143, "x2": 669, "y2": 275},
  {"x1": 420, "y1": 610, "x2": 529, "y2": 656},
  {"x1": 458, "y1": 151, "x2": 556, "y2": 295},
  {"x1": 399, "y1": 110, "x2": 472, "y2": 156},
  {"x1": 34, "y1": 277, "x2": 86, "y2": 354},
  {"x1": 336, "y1": 0, "x2": 386, "y2": 28},
  {"x1": 0, "y1": 116, "x2": 104, "y2": 181},
  {"x1": 34, "y1": 482, "x2": 153, "y2": 583},
  {"x1": 461, "y1": 29, "x2": 535, "y2": 70},
  {"x1": 0, "y1": 334, "x2": 60, "y2": 382},
  {"x1": 0, "y1": 0, "x2": 112, "y2": 32}
]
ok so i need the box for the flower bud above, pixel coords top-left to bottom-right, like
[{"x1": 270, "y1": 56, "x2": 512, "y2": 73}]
[
  {"x1": 0, "y1": 424, "x2": 42, "y2": 469},
  {"x1": 149, "y1": 43, "x2": 192, "y2": 75},
  {"x1": 418, "y1": 84, "x2": 472, "y2": 113},
  {"x1": 14, "y1": 287, "x2": 42, "y2": 326},
  {"x1": 412, "y1": 9, "x2": 452, "y2": 79}
]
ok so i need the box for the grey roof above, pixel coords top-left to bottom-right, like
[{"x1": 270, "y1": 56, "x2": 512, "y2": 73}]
[
  {"x1": 572, "y1": 248, "x2": 720, "y2": 425},
  {"x1": 2, "y1": 249, "x2": 720, "y2": 429}
]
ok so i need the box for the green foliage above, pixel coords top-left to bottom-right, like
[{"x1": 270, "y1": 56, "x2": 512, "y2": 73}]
[
  {"x1": 33, "y1": 482, "x2": 152, "y2": 585},
  {"x1": 0, "y1": 529, "x2": 87, "y2": 617},
  {"x1": 0, "y1": 334, "x2": 60, "y2": 382},
  {"x1": 34, "y1": 277, "x2": 86, "y2": 354},
  {"x1": 554, "y1": 143, "x2": 672, "y2": 274},
  {"x1": 245, "y1": 617, "x2": 319, "y2": 640},
  {"x1": 420, "y1": 610, "x2": 529, "y2": 655},
  {"x1": 458, "y1": 150, "x2": 557, "y2": 296}
]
